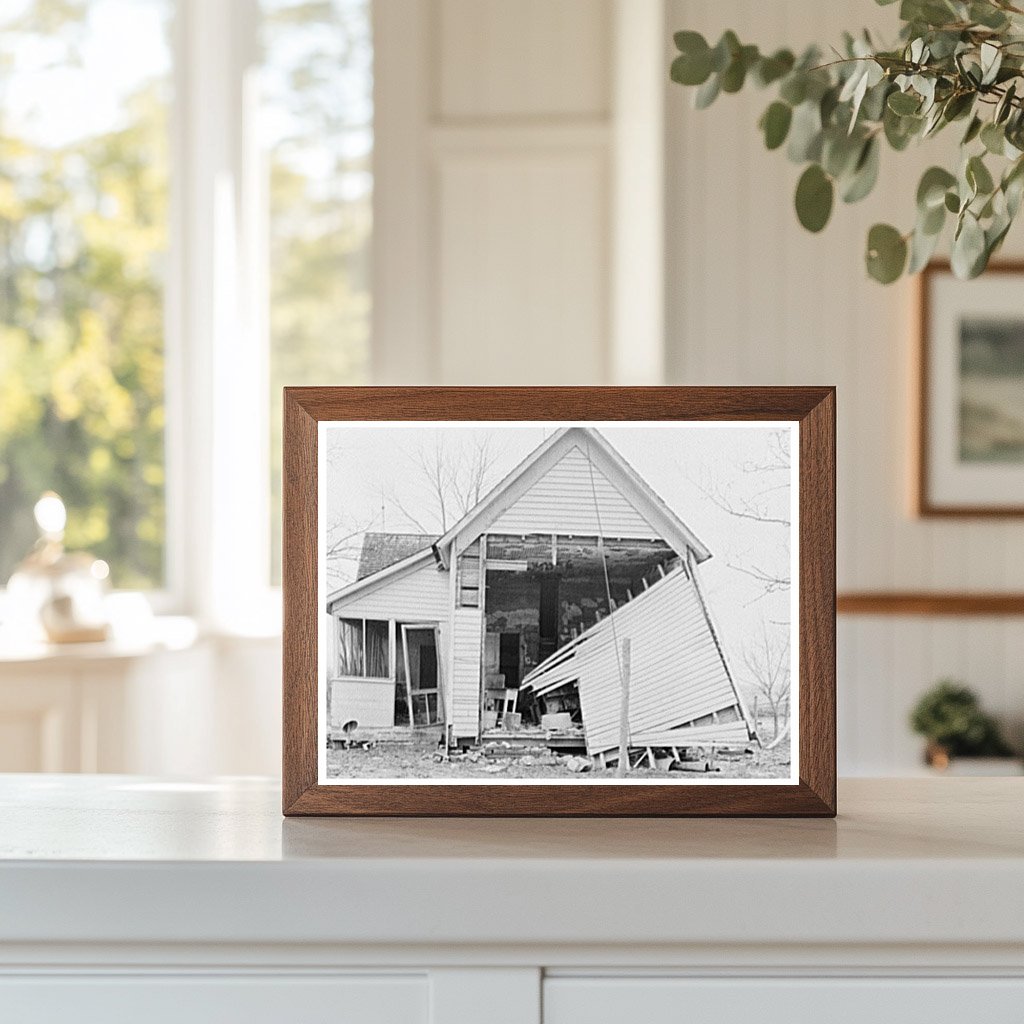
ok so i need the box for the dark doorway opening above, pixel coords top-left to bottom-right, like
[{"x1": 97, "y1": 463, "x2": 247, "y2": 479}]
[
  {"x1": 499, "y1": 631, "x2": 521, "y2": 688},
  {"x1": 539, "y1": 575, "x2": 560, "y2": 661}
]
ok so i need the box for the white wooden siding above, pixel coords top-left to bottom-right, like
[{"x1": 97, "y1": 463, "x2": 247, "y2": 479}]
[
  {"x1": 525, "y1": 568, "x2": 742, "y2": 755},
  {"x1": 451, "y1": 608, "x2": 484, "y2": 738},
  {"x1": 489, "y1": 445, "x2": 660, "y2": 538},
  {"x1": 330, "y1": 557, "x2": 449, "y2": 622},
  {"x1": 329, "y1": 679, "x2": 395, "y2": 731}
]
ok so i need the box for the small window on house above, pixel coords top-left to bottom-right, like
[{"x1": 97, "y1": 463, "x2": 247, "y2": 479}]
[
  {"x1": 365, "y1": 619, "x2": 389, "y2": 678},
  {"x1": 337, "y1": 617, "x2": 390, "y2": 678}
]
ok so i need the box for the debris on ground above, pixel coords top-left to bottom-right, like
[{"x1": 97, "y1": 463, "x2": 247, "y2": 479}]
[{"x1": 325, "y1": 724, "x2": 791, "y2": 780}]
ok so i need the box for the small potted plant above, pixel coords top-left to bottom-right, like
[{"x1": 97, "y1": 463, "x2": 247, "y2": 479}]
[{"x1": 910, "y1": 680, "x2": 1019, "y2": 773}]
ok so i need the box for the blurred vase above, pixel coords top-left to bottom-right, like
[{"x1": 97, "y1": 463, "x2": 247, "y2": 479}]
[{"x1": 5, "y1": 492, "x2": 110, "y2": 644}]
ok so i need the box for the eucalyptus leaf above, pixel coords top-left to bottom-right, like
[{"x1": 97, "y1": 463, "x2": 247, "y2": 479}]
[
  {"x1": 795, "y1": 164, "x2": 834, "y2": 232},
  {"x1": 967, "y1": 154, "x2": 995, "y2": 195},
  {"x1": 694, "y1": 73, "x2": 721, "y2": 109},
  {"x1": 917, "y1": 166, "x2": 957, "y2": 210},
  {"x1": 921, "y1": 200, "x2": 946, "y2": 234},
  {"x1": 1004, "y1": 158, "x2": 1024, "y2": 216},
  {"x1": 822, "y1": 128, "x2": 864, "y2": 178},
  {"x1": 860, "y1": 79, "x2": 892, "y2": 122},
  {"x1": 779, "y1": 73, "x2": 808, "y2": 106},
  {"x1": 710, "y1": 31, "x2": 740, "y2": 73},
  {"x1": 996, "y1": 82, "x2": 1017, "y2": 124},
  {"x1": 671, "y1": 52, "x2": 711, "y2": 87},
  {"x1": 980, "y1": 42, "x2": 1003, "y2": 86},
  {"x1": 951, "y1": 211, "x2": 987, "y2": 278},
  {"x1": 908, "y1": 221, "x2": 942, "y2": 273},
  {"x1": 760, "y1": 101, "x2": 793, "y2": 150},
  {"x1": 866, "y1": 223, "x2": 908, "y2": 283},
  {"x1": 842, "y1": 137, "x2": 881, "y2": 203},
  {"x1": 787, "y1": 101, "x2": 823, "y2": 162},
  {"x1": 942, "y1": 91, "x2": 974, "y2": 122},
  {"x1": 884, "y1": 106, "x2": 921, "y2": 150},
  {"x1": 981, "y1": 121, "x2": 1006, "y2": 155},
  {"x1": 754, "y1": 49, "x2": 795, "y2": 87},
  {"x1": 888, "y1": 90, "x2": 921, "y2": 115},
  {"x1": 721, "y1": 44, "x2": 759, "y2": 92},
  {"x1": 970, "y1": 2, "x2": 1009, "y2": 30},
  {"x1": 962, "y1": 115, "x2": 983, "y2": 145}
]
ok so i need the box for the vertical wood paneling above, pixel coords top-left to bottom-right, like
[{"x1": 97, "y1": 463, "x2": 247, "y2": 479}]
[
  {"x1": 666, "y1": 0, "x2": 1024, "y2": 773},
  {"x1": 451, "y1": 608, "x2": 484, "y2": 738}
]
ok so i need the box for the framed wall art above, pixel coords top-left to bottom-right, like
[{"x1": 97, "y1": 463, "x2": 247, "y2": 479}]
[
  {"x1": 918, "y1": 261, "x2": 1024, "y2": 517},
  {"x1": 282, "y1": 387, "x2": 835, "y2": 816}
]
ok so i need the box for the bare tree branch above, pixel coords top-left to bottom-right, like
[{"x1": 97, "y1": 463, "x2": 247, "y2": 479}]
[{"x1": 742, "y1": 623, "x2": 791, "y2": 741}]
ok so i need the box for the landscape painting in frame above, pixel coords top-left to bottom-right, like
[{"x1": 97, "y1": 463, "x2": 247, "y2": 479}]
[
  {"x1": 920, "y1": 262, "x2": 1024, "y2": 515},
  {"x1": 317, "y1": 421, "x2": 799, "y2": 786}
]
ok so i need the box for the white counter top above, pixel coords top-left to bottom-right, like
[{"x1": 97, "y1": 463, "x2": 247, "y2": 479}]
[{"x1": 1, "y1": 775, "x2": 1022, "y2": 956}]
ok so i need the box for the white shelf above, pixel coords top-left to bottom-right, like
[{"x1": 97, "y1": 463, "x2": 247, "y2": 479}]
[
  {"x1": 2, "y1": 775, "x2": 1023, "y2": 1021},
  {"x1": 0, "y1": 776, "x2": 1022, "y2": 950}
]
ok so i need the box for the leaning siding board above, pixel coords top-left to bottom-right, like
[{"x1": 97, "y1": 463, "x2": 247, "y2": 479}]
[
  {"x1": 632, "y1": 723, "x2": 752, "y2": 747},
  {"x1": 490, "y1": 446, "x2": 660, "y2": 538},
  {"x1": 330, "y1": 557, "x2": 449, "y2": 621}
]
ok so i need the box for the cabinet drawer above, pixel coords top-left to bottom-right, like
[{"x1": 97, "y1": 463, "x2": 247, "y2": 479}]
[
  {"x1": 544, "y1": 977, "x2": 1024, "y2": 1024},
  {"x1": 0, "y1": 974, "x2": 427, "y2": 1024}
]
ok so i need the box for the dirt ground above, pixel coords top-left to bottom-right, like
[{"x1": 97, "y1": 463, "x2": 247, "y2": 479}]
[{"x1": 325, "y1": 719, "x2": 792, "y2": 781}]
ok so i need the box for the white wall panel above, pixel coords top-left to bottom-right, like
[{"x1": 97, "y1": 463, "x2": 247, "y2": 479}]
[
  {"x1": 438, "y1": 0, "x2": 610, "y2": 120},
  {"x1": 664, "y1": 0, "x2": 1024, "y2": 773},
  {"x1": 436, "y1": 149, "x2": 608, "y2": 385}
]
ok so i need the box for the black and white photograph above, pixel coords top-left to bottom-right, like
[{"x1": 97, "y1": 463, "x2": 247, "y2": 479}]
[{"x1": 317, "y1": 421, "x2": 799, "y2": 784}]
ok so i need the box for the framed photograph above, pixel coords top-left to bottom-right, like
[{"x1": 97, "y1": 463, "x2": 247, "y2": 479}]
[
  {"x1": 283, "y1": 387, "x2": 835, "y2": 816},
  {"x1": 918, "y1": 261, "x2": 1024, "y2": 516}
]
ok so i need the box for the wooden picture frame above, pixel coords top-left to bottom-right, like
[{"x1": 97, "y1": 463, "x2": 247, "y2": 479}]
[
  {"x1": 917, "y1": 260, "x2": 1024, "y2": 517},
  {"x1": 283, "y1": 387, "x2": 836, "y2": 817}
]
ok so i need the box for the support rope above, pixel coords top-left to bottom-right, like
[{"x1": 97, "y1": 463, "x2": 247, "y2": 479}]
[{"x1": 583, "y1": 437, "x2": 629, "y2": 741}]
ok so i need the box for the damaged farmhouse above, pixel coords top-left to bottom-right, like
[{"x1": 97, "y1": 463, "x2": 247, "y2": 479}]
[{"x1": 322, "y1": 425, "x2": 789, "y2": 780}]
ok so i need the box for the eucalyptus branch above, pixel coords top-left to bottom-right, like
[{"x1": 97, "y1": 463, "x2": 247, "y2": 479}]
[{"x1": 671, "y1": 0, "x2": 1024, "y2": 283}]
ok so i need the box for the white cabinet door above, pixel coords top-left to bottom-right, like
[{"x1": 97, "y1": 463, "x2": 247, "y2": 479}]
[
  {"x1": 544, "y1": 977, "x2": 1024, "y2": 1024},
  {"x1": 0, "y1": 974, "x2": 428, "y2": 1024}
]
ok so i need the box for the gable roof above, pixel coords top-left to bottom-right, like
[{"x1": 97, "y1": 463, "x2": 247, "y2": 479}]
[
  {"x1": 357, "y1": 532, "x2": 436, "y2": 580},
  {"x1": 326, "y1": 545, "x2": 437, "y2": 611},
  {"x1": 325, "y1": 427, "x2": 713, "y2": 611},
  {"x1": 432, "y1": 426, "x2": 711, "y2": 567}
]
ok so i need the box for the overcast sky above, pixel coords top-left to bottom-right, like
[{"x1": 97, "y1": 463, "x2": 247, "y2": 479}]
[{"x1": 323, "y1": 423, "x2": 795, "y2": 700}]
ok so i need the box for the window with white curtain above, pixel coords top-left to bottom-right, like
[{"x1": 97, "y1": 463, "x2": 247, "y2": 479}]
[
  {"x1": 337, "y1": 616, "x2": 389, "y2": 678},
  {"x1": 0, "y1": 0, "x2": 373, "y2": 617}
]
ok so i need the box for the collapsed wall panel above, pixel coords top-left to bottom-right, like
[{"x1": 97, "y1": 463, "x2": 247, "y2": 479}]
[{"x1": 522, "y1": 567, "x2": 750, "y2": 755}]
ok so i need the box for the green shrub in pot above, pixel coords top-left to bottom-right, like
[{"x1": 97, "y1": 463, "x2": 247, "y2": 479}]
[{"x1": 909, "y1": 680, "x2": 1014, "y2": 763}]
